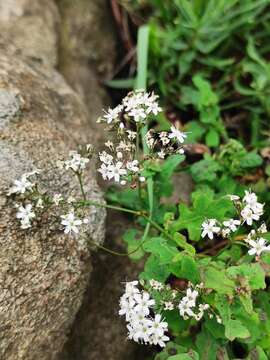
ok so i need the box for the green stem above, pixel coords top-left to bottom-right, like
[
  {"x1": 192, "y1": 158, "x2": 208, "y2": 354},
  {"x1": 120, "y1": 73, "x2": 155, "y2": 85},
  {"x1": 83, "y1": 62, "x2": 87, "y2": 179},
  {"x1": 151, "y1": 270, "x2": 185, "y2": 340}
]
[
  {"x1": 135, "y1": 25, "x2": 153, "y2": 242},
  {"x1": 78, "y1": 199, "x2": 174, "y2": 241},
  {"x1": 77, "y1": 173, "x2": 86, "y2": 201},
  {"x1": 88, "y1": 238, "x2": 148, "y2": 257}
]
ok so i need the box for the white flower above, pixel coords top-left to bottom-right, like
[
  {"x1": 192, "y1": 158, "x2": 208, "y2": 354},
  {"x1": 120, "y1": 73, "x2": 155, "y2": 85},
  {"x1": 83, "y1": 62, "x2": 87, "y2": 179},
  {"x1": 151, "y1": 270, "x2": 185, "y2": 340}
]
[
  {"x1": 150, "y1": 333, "x2": 170, "y2": 347},
  {"x1": 146, "y1": 100, "x2": 162, "y2": 116},
  {"x1": 126, "y1": 160, "x2": 139, "y2": 173},
  {"x1": 107, "y1": 162, "x2": 127, "y2": 182},
  {"x1": 149, "y1": 314, "x2": 168, "y2": 337},
  {"x1": 248, "y1": 238, "x2": 270, "y2": 257},
  {"x1": 201, "y1": 219, "x2": 220, "y2": 239},
  {"x1": 16, "y1": 204, "x2": 35, "y2": 229},
  {"x1": 243, "y1": 190, "x2": 258, "y2": 207},
  {"x1": 223, "y1": 219, "x2": 240, "y2": 232},
  {"x1": 128, "y1": 107, "x2": 147, "y2": 122},
  {"x1": 241, "y1": 206, "x2": 260, "y2": 226},
  {"x1": 64, "y1": 152, "x2": 89, "y2": 172},
  {"x1": 149, "y1": 279, "x2": 164, "y2": 291},
  {"x1": 103, "y1": 105, "x2": 123, "y2": 124},
  {"x1": 168, "y1": 126, "x2": 187, "y2": 144},
  {"x1": 119, "y1": 296, "x2": 136, "y2": 321},
  {"x1": 134, "y1": 291, "x2": 155, "y2": 316},
  {"x1": 182, "y1": 288, "x2": 198, "y2": 307},
  {"x1": 132, "y1": 321, "x2": 152, "y2": 343},
  {"x1": 178, "y1": 299, "x2": 195, "y2": 318},
  {"x1": 164, "y1": 301, "x2": 174, "y2": 311},
  {"x1": 99, "y1": 151, "x2": 113, "y2": 165},
  {"x1": 53, "y1": 193, "x2": 63, "y2": 205},
  {"x1": 98, "y1": 163, "x2": 110, "y2": 180},
  {"x1": 61, "y1": 211, "x2": 83, "y2": 235},
  {"x1": 124, "y1": 281, "x2": 140, "y2": 299},
  {"x1": 8, "y1": 174, "x2": 33, "y2": 195},
  {"x1": 243, "y1": 190, "x2": 264, "y2": 215}
]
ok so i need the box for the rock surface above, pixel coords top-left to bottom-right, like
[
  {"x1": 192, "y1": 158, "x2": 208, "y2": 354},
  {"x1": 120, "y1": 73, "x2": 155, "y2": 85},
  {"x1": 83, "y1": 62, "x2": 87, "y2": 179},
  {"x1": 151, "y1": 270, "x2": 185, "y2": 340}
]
[
  {"x1": 0, "y1": 0, "x2": 60, "y2": 67},
  {"x1": 0, "y1": 55, "x2": 105, "y2": 359}
]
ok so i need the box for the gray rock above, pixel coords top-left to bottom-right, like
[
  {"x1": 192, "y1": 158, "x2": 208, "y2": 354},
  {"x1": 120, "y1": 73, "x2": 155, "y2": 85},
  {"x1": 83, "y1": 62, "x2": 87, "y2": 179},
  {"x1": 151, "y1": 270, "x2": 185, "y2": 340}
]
[
  {"x1": 0, "y1": 0, "x2": 60, "y2": 67},
  {"x1": 0, "y1": 54, "x2": 106, "y2": 360}
]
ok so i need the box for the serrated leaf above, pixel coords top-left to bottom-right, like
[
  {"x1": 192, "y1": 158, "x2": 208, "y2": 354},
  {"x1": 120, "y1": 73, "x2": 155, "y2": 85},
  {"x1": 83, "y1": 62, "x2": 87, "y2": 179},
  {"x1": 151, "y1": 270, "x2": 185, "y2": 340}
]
[
  {"x1": 172, "y1": 192, "x2": 233, "y2": 241},
  {"x1": 143, "y1": 237, "x2": 178, "y2": 265},
  {"x1": 227, "y1": 263, "x2": 266, "y2": 290},
  {"x1": 202, "y1": 267, "x2": 234, "y2": 295}
]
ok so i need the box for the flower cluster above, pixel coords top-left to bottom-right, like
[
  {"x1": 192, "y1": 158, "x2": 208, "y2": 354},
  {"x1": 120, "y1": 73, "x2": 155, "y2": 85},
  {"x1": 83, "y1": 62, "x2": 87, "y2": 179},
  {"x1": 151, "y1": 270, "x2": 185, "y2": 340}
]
[
  {"x1": 8, "y1": 149, "x2": 92, "y2": 236},
  {"x1": 62, "y1": 144, "x2": 93, "y2": 174},
  {"x1": 201, "y1": 191, "x2": 270, "y2": 259},
  {"x1": 100, "y1": 90, "x2": 162, "y2": 126},
  {"x1": 178, "y1": 287, "x2": 210, "y2": 321},
  {"x1": 148, "y1": 280, "x2": 211, "y2": 322},
  {"x1": 146, "y1": 126, "x2": 187, "y2": 159},
  {"x1": 98, "y1": 147, "x2": 144, "y2": 185},
  {"x1": 119, "y1": 281, "x2": 169, "y2": 347},
  {"x1": 241, "y1": 190, "x2": 264, "y2": 225}
]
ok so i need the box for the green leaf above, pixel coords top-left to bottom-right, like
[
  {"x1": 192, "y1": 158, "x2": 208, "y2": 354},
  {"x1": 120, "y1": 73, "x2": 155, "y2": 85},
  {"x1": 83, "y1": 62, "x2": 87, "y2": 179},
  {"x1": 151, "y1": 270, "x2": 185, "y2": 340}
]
[
  {"x1": 173, "y1": 233, "x2": 196, "y2": 255},
  {"x1": 195, "y1": 329, "x2": 218, "y2": 360},
  {"x1": 190, "y1": 156, "x2": 221, "y2": 183},
  {"x1": 123, "y1": 229, "x2": 145, "y2": 261},
  {"x1": 202, "y1": 267, "x2": 235, "y2": 295},
  {"x1": 224, "y1": 319, "x2": 250, "y2": 341},
  {"x1": 171, "y1": 253, "x2": 200, "y2": 283},
  {"x1": 172, "y1": 191, "x2": 233, "y2": 241},
  {"x1": 205, "y1": 128, "x2": 220, "y2": 147},
  {"x1": 140, "y1": 254, "x2": 170, "y2": 282},
  {"x1": 241, "y1": 152, "x2": 263, "y2": 168},
  {"x1": 227, "y1": 263, "x2": 266, "y2": 290},
  {"x1": 143, "y1": 237, "x2": 178, "y2": 265}
]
